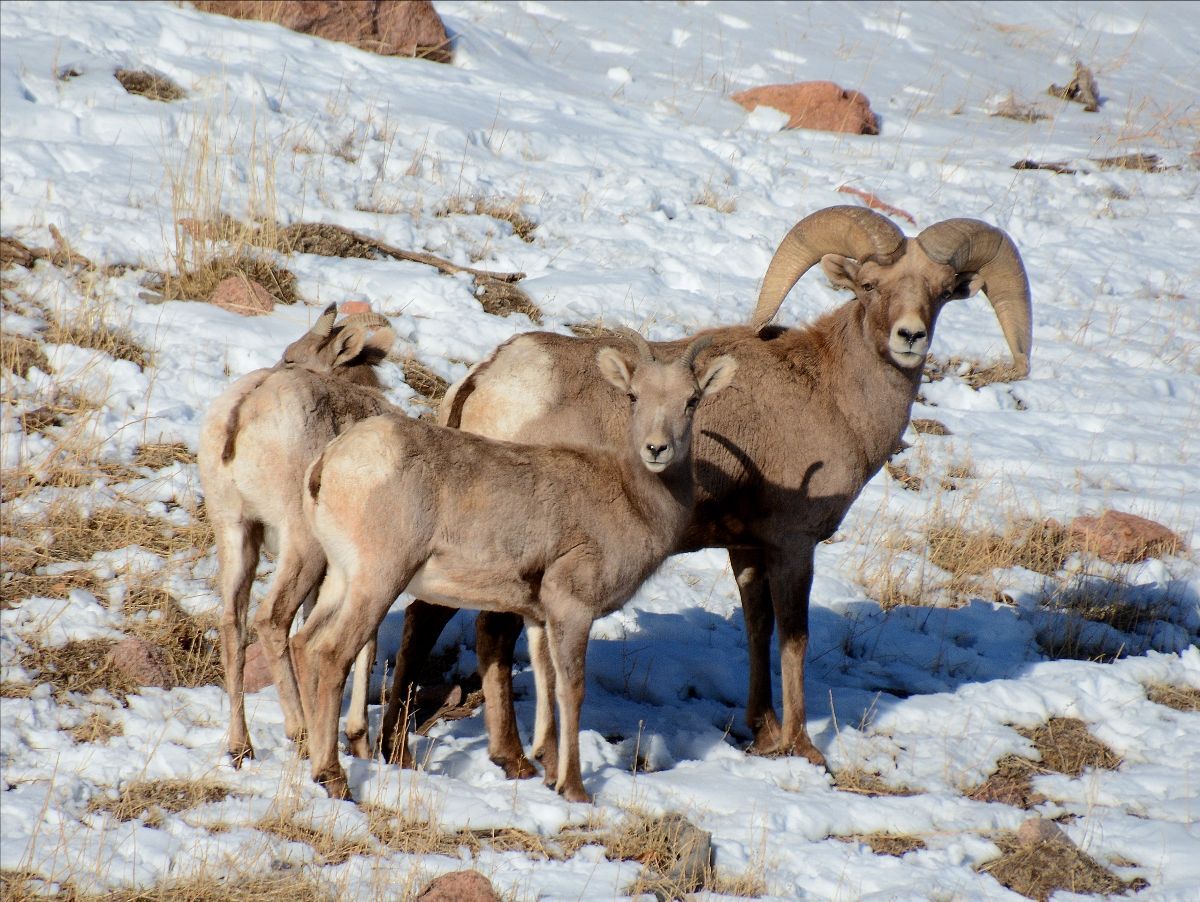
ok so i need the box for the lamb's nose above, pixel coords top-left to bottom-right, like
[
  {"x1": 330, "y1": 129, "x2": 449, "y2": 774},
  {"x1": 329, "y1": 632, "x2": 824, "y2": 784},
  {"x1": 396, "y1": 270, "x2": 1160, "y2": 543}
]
[{"x1": 645, "y1": 442, "x2": 668, "y2": 459}]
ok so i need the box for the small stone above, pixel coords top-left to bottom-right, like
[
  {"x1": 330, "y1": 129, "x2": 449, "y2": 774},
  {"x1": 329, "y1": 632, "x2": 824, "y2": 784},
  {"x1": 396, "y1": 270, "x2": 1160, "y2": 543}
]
[
  {"x1": 242, "y1": 641, "x2": 273, "y2": 694},
  {"x1": 415, "y1": 869, "x2": 500, "y2": 902},
  {"x1": 339, "y1": 300, "x2": 372, "y2": 315},
  {"x1": 109, "y1": 637, "x2": 174, "y2": 689},
  {"x1": 209, "y1": 275, "x2": 275, "y2": 316},
  {"x1": 731, "y1": 81, "x2": 879, "y2": 134},
  {"x1": 1015, "y1": 817, "x2": 1069, "y2": 847},
  {"x1": 1068, "y1": 510, "x2": 1182, "y2": 564}
]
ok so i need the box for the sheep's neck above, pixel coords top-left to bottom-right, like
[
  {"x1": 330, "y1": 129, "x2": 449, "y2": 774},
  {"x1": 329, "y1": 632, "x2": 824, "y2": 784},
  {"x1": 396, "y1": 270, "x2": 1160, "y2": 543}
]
[
  {"x1": 616, "y1": 443, "x2": 695, "y2": 553},
  {"x1": 827, "y1": 301, "x2": 923, "y2": 470}
]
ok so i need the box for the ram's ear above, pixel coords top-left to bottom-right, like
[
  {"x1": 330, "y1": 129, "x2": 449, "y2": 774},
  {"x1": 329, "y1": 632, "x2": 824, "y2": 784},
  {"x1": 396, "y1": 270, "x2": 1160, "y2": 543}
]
[
  {"x1": 597, "y1": 347, "x2": 635, "y2": 393},
  {"x1": 947, "y1": 272, "x2": 984, "y2": 301},
  {"x1": 697, "y1": 355, "x2": 737, "y2": 398},
  {"x1": 821, "y1": 254, "x2": 861, "y2": 291}
]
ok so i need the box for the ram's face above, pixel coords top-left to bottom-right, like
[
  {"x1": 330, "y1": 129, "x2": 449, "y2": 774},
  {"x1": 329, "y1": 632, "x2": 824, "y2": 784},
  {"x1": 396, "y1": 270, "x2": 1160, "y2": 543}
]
[{"x1": 822, "y1": 247, "x2": 975, "y2": 370}]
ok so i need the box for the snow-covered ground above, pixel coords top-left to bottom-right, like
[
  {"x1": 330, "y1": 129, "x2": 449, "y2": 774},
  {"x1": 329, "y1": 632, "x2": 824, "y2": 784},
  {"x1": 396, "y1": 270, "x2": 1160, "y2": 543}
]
[{"x1": 2, "y1": 1, "x2": 1198, "y2": 898}]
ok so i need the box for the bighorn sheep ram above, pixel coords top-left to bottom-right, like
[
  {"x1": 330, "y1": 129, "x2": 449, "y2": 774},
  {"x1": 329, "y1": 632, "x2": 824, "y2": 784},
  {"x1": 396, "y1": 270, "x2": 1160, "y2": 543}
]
[
  {"x1": 198, "y1": 304, "x2": 395, "y2": 765},
  {"x1": 291, "y1": 331, "x2": 737, "y2": 802},
  {"x1": 381, "y1": 205, "x2": 1032, "y2": 775}
]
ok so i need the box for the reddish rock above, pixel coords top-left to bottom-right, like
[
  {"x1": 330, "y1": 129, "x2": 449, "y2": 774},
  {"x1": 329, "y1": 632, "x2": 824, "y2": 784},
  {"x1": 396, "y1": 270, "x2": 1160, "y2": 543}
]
[
  {"x1": 1068, "y1": 510, "x2": 1183, "y2": 564},
  {"x1": 109, "y1": 637, "x2": 175, "y2": 689},
  {"x1": 339, "y1": 299, "x2": 373, "y2": 315},
  {"x1": 210, "y1": 275, "x2": 275, "y2": 316},
  {"x1": 731, "y1": 81, "x2": 879, "y2": 135},
  {"x1": 242, "y1": 641, "x2": 274, "y2": 694},
  {"x1": 416, "y1": 870, "x2": 500, "y2": 902},
  {"x1": 193, "y1": 1, "x2": 452, "y2": 62},
  {"x1": 1016, "y1": 817, "x2": 1070, "y2": 847}
]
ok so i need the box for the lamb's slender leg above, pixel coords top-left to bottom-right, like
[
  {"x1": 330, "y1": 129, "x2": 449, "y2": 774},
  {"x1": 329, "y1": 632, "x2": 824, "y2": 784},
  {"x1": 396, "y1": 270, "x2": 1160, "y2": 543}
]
[
  {"x1": 761, "y1": 540, "x2": 826, "y2": 768},
  {"x1": 252, "y1": 533, "x2": 325, "y2": 744},
  {"x1": 292, "y1": 565, "x2": 345, "y2": 731},
  {"x1": 215, "y1": 518, "x2": 262, "y2": 766},
  {"x1": 525, "y1": 620, "x2": 558, "y2": 787},
  {"x1": 478, "y1": 611, "x2": 535, "y2": 778},
  {"x1": 379, "y1": 599, "x2": 457, "y2": 766},
  {"x1": 543, "y1": 609, "x2": 592, "y2": 803},
  {"x1": 344, "y1": 637, "x2": 376, "y2": 759},
  {"x1": 730, "y1": 547, "x2": 782, "y2": 751}
]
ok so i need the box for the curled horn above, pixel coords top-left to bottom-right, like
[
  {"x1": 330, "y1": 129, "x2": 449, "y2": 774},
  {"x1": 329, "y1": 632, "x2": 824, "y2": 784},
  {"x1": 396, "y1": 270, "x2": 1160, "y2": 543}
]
[
  {"x1": 916, "y1": 219, "x2": 1033, "y2": 376},
  {"x1": 751, "y1": 205, "x2": 906, "y2": 333},
  {"x1": 613, "y1": 325, "x2": 654, "y2": 361},
  {"x1": 339, "y1": 311, "x2": 392, "y2": 330},
  {"x1": 678, "y1": 335, "x2": 714, "y2": 371},
  {"x1": 310, "y1": 303, "x2": 338, "y2": 338}
]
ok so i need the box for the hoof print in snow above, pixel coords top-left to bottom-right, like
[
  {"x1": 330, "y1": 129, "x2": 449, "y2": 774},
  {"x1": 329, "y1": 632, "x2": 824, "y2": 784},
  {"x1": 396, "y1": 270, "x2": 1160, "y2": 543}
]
[
  {"x1": 731, "y1": 81, "x2": 879, "y2": 134},
  {"x1": 416, "y1": 869, "x2": 500, "y2": 902}
]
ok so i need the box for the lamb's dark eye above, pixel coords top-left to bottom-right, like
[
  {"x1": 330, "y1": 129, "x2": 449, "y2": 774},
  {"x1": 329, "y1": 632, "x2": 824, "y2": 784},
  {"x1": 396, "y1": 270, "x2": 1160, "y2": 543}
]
[
  {"x1": 627, "y1": 393, "x2": 637, "y2": 406},
  {"x1": 861, "y1": 281, "x2": 877, "y2": 292},
  {"x1": 685, "y1": 396, "x2": 700, "y2": 411}
]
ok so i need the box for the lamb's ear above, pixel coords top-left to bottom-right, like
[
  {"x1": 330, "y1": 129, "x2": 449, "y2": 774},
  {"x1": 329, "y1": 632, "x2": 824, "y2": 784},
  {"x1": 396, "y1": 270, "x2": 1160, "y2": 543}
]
[
  {"x1": 820, "y1": 253, "x2": 861, "y2": 291},
  {"x1": 697, "y1": 355, "x2": 737, "y2": 398},
  {"x1": 597, "y1": 347, "x2": 635, "y2": 393},
  {"x1": 329, "y1": 325, "x2": 368, "y2": 368}
]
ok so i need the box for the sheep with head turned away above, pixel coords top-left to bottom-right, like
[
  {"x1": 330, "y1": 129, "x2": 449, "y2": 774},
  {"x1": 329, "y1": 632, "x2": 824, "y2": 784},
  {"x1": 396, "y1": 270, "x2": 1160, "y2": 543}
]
[
  {"x1": 291, "y1": 331, "x2": 737, "y2": 802},
  {"x1": 380, "y1": 204, "x2": 1033, "y2": 778},
  {"x1": 198, "y1": 304, "x2": 395, "y2": 765}
]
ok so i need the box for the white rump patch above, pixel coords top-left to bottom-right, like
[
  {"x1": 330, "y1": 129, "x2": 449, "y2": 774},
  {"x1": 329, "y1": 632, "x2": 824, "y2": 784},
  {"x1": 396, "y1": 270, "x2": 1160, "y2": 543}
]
[{"x1": 460, "y1": 336, "x2": 557, "y2": 441}]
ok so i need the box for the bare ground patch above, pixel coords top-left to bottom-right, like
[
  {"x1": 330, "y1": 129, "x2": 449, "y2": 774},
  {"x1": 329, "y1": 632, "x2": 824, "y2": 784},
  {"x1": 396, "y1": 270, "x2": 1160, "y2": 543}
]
[
  {"x1": 114, "y1": 69, "x2": 186, "y2": 102},
  {"x1": 1145, "y1": 683, "x2": 1200, "y2": 711},
  {"x1": 832, "y1": 832, "x2": 927, "y2": 856},
  {"x1": 978, "y1": 830, "x2": 1144, "y2": 900},
  {"x1": 89, "y1": 778, "x2": 230, "y2": 827}
]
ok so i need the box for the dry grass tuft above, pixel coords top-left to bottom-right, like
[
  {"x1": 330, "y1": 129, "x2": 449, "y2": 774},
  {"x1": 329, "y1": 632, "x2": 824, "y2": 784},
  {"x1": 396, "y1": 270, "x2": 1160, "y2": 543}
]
[
  {"x1": 694, "y1": 187, "x2": 737, "y2": 214},
  {"x1": 1, "y1": 566, "x2": 99, "y2": 609},
  {"x1": 991, "y1": 93, "x2": 1052, "y2": 123},
  {"x1": 150, "y1": 254, "x2": 298, "y2": 306},
  {"x1": 255, "y1": 809, "x2": 377, "y2": 864},
  {"x1": 68, "y1": 710, "x2": 123, "y2": 744},
  {"x1": 1, "y1": 332, "x2": 51, "y2": 378},
  {"x1": 123, "y1": 583, "x2": 223, "y2": 689},
  {"x1": 926, "y1": 519, "x2": 1070, "y2": 578},
  {"x1": 399, "y1": 356, "x2": 449, "y2": 414},
  {"x1": 89, "y1": 778, "x2": 229, "y2": 827},
  {"x1": 273, "y1": 222, "x2": 378, "y2": 259},
  {"x1": 1037, "y1": 576, "x2": 1173, "y2": 663},
  {"x1": 133, "y1": 442, "x2": 196, "y2": 469},
  {"x1": 832, "y1": 832, "x2": 926, "y2": 856},
  {"x1": 911, "y1": 418, "x2": 950, "y2": 436},
  {"x1": 885, "y1": 461, "x2": 923, "y2": 492},
  {"x1": 978, "y1": 831, "x2": 1142, "y2": 900},
  {"x1": 102, "y1": 872, "x2": 330, "y2": 902},
  {"x1": 833, "y1": 768, "x2": 921, "y2": 797},
  {"x1": 364, "y1": 804, "x2": 553, "y2": 859},
  {"x1": 1092, "y1": 152, "x2": 1166, "y2": 173},
  {"x1": 1145, "y1": 682, "x2": 1200, "y2": 711},
  {"x1": 114, "y1": 69, "x2": 186, "y2": 102},
  {"x1": 437, "y1": 196, "x2": 539, "y2": 242},
  {"x1": 45, "y1": 309, "x2": 150, "y2": 370},
  {"x1": 566, "y1": 321, "x2": 617, "y2": 339},
  {"x1": 4, "y1": 503, "x2": 210, "y2": 570},
  {"x1": 475, "y1": 278, "x2": 542, "y2": 323},
  {"x1": 967, "y1": 717, "x2": 1120, "y2": 807},
  {"x1": 13, "y1": 639, "x2": 135, "y2": 701},
  {"x1": 924, "y1": 355, "x2": 1026, "y2": 389}
]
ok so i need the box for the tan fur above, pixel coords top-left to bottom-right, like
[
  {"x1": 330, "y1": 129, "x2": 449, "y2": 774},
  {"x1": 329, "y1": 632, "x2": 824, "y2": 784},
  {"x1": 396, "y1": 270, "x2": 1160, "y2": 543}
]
[
  {"x1": 388, "y1": 208, "x2": 1032, "y2": 774},
  {"x1": 197, "y1": 313, "x2": 395, "y2": 765},
  {"x1": 292, "y1": 345, "x2": 736, "y2": 802}
]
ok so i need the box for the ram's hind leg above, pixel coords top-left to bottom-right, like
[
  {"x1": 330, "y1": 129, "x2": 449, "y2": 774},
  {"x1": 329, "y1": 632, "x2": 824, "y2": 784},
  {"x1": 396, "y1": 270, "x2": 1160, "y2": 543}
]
[
  {"x1": 379, "y1": 599, "x2": 457, "y2": 766},
  {"x1": 730, "y1": 547, "x2": 782, "y2": 752},
  {"x1": 478, "y1": 612, "x2": 535, "y2": 778},
  {"x1": 253, "y1": 532, "x2": 326, "y2": 744},
  {"x1": 215, "y1": 518, "x2": 262, "y2": 766}
]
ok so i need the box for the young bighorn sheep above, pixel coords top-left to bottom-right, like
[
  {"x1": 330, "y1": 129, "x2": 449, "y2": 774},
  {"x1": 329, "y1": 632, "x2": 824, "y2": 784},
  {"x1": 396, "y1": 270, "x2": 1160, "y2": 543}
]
[
  {"x1": 291, "y1": 331, "x2": 737, "y2": 802},
  {"x1": 198, "y1": 304, "x2": 395, "y2": 765},
  {"x1": 382, "y1": 205, "x2": 1033, "y2": 775}
]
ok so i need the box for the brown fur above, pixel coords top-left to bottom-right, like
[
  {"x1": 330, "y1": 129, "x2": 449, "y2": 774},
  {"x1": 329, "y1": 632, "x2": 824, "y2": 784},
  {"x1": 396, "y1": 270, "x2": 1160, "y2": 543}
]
[
  {"x1": 197, "y1": 315, "x2": 395, "y2": 765},
  {"x1": 292, "y1": 345, "x2": 735, "y2": 802},
  {"x1": 387, "y1": 212, "x2": 1031, "y2": 775}
]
